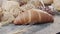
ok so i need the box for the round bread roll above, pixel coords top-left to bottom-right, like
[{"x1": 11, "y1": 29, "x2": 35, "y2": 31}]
[
  {"x1": 28, "y1": 0, "x2": 42, "y2": 8},
  {"x1": 20, "y1": 4, "x2": 35, "y2": 11},
  {"x1": 9, "y1": 7, "x2": 21, "y2": 17},
  {"x1": 42, "y1": 0, "x2": 53, "y2": 5},
  {"x1": 8, "y1": 0, "x2": 30, "y2": 6},
  {"x1": 0, "y1": 0, "x2": 3, "y2": 7},
  {"x1": 14, "y1": 9, "x2": 54, "y2": 25},
  {"x1": 19, "y1": 0, "x2": 30, "y2": 6},
  {"x1": 20, "y1": 0, "x2": 43, "y2": 11},
  {"x1": 2, "y1": 1, "x2": 19, "y2": 11},
  {"x1": 53, "y1": 0, "x2": 60, "y2": 11},
  {"x1": 2, "y1": 1, "x2": 21, "y2": 17},
  {"x1": 0, "y1": 12, "x2": 15, "y2": 26},
  {"x1": 1, "y1": 12, "x2": 15, "y2": 22}
]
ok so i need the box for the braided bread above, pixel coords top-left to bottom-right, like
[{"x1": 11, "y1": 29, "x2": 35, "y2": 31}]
[{"x1": 14, "y1": 9, "x2": 54, "y2": 25}]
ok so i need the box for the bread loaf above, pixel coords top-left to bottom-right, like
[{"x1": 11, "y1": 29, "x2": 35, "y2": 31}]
[{"x1": 14, "y1": 9, "x2": 54, "y2": 25}]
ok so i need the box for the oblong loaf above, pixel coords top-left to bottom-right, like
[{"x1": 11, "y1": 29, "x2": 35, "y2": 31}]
[{"x1": 13, "y1": 9, "x2": 54, "y2": 25}]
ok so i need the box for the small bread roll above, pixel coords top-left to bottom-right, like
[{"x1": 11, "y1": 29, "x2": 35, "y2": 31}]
[
  {"x1": 53, "y1": 0, "x2": 60, "y2": 11},
  {"x1": 8, "y1": 0, "x2": 30, "y2": 6},
  {"x1": 2, "y1": 1, "x2": 21, "y2": 17},
  {"x1": 28, "y1": 0, "x2": 42, "y2": 8},
  {"x1": 14, "y1": 9, "x2": 54, "y2": 25},
  {"x1": 42, "y1": 0, "x2": 53, "y2": 4},
  {"x1": 0, "y1": 12, "x2": 15, "y2": 26},
  {"x1": 20, "y1": 4, "x2": 35, "y2": 11},
  {"x1": 19, "y1": 0, "x2": 30, "y2": 6},
  {"x1": 20, "y1": 0, "x2": 30, "y2": 3},
  {"x1": 1, "y1": 12, "x2": 15, "y2": 22},
  {"x1": 2, "y1": 1, "x2": 19, "y2": 11},
  {"x1": 20, "y1": 0, "x2": 43, "y2": 11}
]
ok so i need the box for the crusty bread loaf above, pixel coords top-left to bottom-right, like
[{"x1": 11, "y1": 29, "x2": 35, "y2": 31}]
[{"x1": 14, "y1": 9, "x2": 54, "y2": 25}]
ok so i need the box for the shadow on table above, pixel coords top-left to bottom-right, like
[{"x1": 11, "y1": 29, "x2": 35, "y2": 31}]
[
  {"x1": 12, "y1": 23, "x2": 53, "y2": 34},
  {"x1": 0, "y1": 23, "x2": 53, "y2": 34}
]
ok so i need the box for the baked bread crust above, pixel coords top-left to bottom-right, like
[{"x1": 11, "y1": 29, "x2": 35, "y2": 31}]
[{"x1": 14, "y1": 9, "x2": 54, "y2": 25}]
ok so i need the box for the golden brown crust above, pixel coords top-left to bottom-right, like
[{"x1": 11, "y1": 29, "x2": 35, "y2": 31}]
[
  {"x1": 13, "y1": 9, "x2": 54, "y2": 25},
  {"x1": 30, "y1": 10, "x2": 39, "y2": 24}
]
